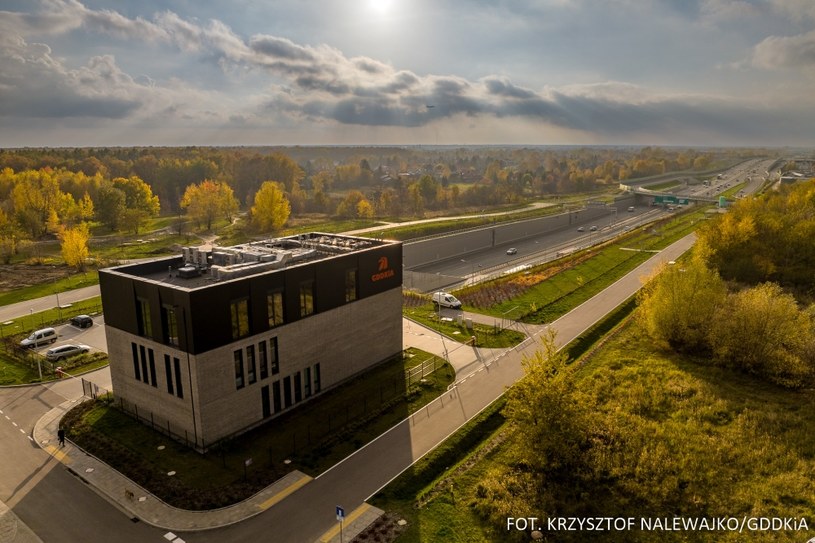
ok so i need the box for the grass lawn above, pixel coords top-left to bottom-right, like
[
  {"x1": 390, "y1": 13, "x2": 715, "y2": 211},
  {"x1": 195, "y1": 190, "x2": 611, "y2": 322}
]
[
  {"x1": 402, "y1": 301, "x2": 527, "y2": 348},
  {"x1": 62, "y1": 347, "x2": 455, "y2": 510},
  {"x1": 0, "y1": 270, "x2": 99, "y2": 307},
  {"x1": 372, "y1": 315, "x2": 815, "y2": 542}
]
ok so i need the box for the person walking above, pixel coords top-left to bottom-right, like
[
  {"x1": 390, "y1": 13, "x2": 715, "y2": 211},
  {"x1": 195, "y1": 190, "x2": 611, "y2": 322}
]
[{"x1": 58, "y1": 428, "x2": 65, "y2": 447}]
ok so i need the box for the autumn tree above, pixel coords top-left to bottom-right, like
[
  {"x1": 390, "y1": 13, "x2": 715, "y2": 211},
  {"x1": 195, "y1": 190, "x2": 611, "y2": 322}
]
[
  {"x1": 0, "y1": 208, "x2": 22, "y2": 264},
  {"x1": 356, "y1": 199, "x2": 374, "y2": 220},
  {"x1": 60, "y1": 223, "x2": 90, "y2": 271},
  {"x1": 710, "y1": 283, "x2": 814, "y2": 388},
  {"x1": 180, "y1": 180, "x2": 239, "y2": 230},
  {"x1": 637, "y1": 251, "x2": 727, "y2": 352},
  {"x1": 504, "y1": 329, "x2": 593, "y2": 474},
  {"x1": 335, "y1": 190, "x2": 366, "y2": 219},
  {"x1": 95, "y1": 181, "x2": 127, "y2": 231},
  {"x1": 251, "y1": 181, "x2": 290, "y2": 232},
  {"x1": 112, "y1": 176, "x2": 160, "y2": 234}
]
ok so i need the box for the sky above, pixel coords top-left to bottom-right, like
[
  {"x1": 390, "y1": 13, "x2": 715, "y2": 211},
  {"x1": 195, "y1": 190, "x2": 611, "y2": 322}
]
[{"x1": 1, "y1": 0, "x2": 815, "y2": 148}]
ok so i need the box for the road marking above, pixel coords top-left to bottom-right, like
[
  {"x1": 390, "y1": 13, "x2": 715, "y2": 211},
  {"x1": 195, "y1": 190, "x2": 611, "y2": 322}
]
[
  {"x1": 256, "y1": 474, "x2": 312, "y2": 511},
  {"x1": 318, "y1": 503, "x2": 372, "y2": 542},
  {"x1": 43, "y1": 444, "x2": 70, "y2": 463}
]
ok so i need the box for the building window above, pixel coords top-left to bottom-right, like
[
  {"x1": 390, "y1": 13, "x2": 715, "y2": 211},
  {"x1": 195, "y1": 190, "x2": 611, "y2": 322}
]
[
  {"x1": 132, "y1": 343, "x2": 140, "y2": 381},
  {"x1": 262, "y1": 385, "x2": 271, "y2": 418},
  {"x1": 304, "y1": 366, "x2": 312, "y2": 398},
  {"x1": 173, "y1": 357, "x2": 183, "y2": 399},
  {"x1": 148, "y1": 348, "x2": 157, "y2": 387},
  {"x1": 162, "y1": 305, "x2": 179, "y2": 346},
  {"x1": 139, "y1": 345, "x2": 148, "y2": 384},
  {"x1": 164, "y1": 355, "x2": 174, "y2": 395},
  {"x1": 283, "y1": 376, "x2": 292, "y2": 408},
  {"x1": 294, "y1": 371, "x2": 302, "y2": 403},
  {"x1": 267, "y1": 290, "x2": 284, "y2": 327},
  {"x1": 345, "y1": 268, "x2": 357, "y2": 302},
  {"x1": 247, "y1": 345, "x2": 256, "y2": 385},
  {"x1": 314, "y1": 363, "x2": 321, "y2": 393},
  {"x1": 272, "y1": 380, "x2": 281, "y2": 413},
  {"x1": 234, "y1": 349, "x2": 244, "y2": 389},
  {"x1": 259, "y1": 341, "x2": 268, "y2": 380},
  {"x1": 299, "y1": 280, "x2": 314, "y2": 317},
  {"x1": 136, "y1": 297, "x2": 152, "y2": 337},
  {"x1": 230, "y1": 298, "x2": 250, "y2": 340},
  {"x1": 270, "y1": 337, "x2": 279, "y2": 375}
]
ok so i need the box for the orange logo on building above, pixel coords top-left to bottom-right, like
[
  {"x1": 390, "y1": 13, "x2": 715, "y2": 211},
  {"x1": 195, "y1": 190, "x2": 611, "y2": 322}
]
[{"x1": 372, "y1": 256, "x2": 395, "y2": 282}]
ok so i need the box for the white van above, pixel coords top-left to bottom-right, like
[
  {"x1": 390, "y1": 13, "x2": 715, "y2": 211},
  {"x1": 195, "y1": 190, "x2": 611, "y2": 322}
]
[
  {"x1": 20, "y1": 327, "x2": 58, "y2": 348},
  {"x1": 432, "y1": 292, "x2": 462, "y2": 309}
]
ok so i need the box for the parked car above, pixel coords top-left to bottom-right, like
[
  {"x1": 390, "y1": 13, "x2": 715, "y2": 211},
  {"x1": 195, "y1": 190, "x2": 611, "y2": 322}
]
[
  {"x1": 577, "y1": 226, "x2": 585, "y2": 232},
  {"x1": 45, "y1": 343, "x2": 90, "y2": 362},
  {"x1": 432, "y1": 292, "x2": 462, "y2": 309},
  {"x1": 20, "y1": 327, "x2": 57, "y2": 348},
  {"x1": 506, "y1": 247, "x2": 517, "y2": 255},
  {"x1": 628, "y1": 206, "x2": 635, "y2": 212},
  {"x1": 70, "y1": 315, "x2": 93, "y2": 329},
  {"x1": 590, "y1": 225, "x2": 598, "y2": 231}
]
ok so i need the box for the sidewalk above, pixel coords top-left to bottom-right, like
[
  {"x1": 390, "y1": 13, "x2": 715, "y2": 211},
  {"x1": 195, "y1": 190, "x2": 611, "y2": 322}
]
[{"x1": 28, "y1": 233, "x2": 696, "y2": 542}]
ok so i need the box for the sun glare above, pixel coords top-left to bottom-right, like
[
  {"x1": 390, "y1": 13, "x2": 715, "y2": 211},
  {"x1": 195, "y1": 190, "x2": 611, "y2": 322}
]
[{"x1": 369, "y1": 0, "x2": 393, "y2": 15}]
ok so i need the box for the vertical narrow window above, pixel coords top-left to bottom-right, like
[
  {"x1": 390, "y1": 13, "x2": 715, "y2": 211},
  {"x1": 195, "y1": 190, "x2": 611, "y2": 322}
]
[
  {"x1": 270, "y1": 337, "x2": 279, "y2": 375},
  {"x1": 299, "y1": 280, "x2": 314, "y2": 317},
  {"x1": 136, "y1": 297, "x2": 152, "y2": 337},
  {"x1": 230, "y1": 298, "x2": 249, "y2": 339},
  {"x1": 139, "y1": 345, "x2": 148, "y2": 384},
  {"x1": 247, "y1": 345, "x2": 256, "y2": 384},
  {"x1": 283, "y1": 376, "x2": 292, "y2": 408},
  {"x1": 164, "y1": 354, "x2": 174, "y2": 395},
  {"x1": 272, "y1": 380, "x2": 281, "y2": 413},
  {"x1": 304, "y1": 367, "x2": 312, "y2": 398},
  {"x1": 261, "y1": 385, "x2": 271, "y2": 418},
  {"x1": 267, "y1": 290, "x2": 284, "y2": 327},
  {"x1": 131, "y1": 343, "x2": 140, "y2": 381},
  {"x1": 345, "y1": 268, "x2": 357, "y2": 302},
  {"x1": 162, "y1": 305, "x2": 179, "y2": 346},
  {"x1": 234, "y1": 349, "x2": 244, "y2": 389},
  {"x1": 148, "y1": 349, "x2": 157, "y2": 387},
  {"x1": 259, "y1": 341, "x2": 268, "y2": 380},
  {"x1": 173, "y1": 357, "x2": 183, "y2": 398},
  {"x1": 294, "y1": 371, "x2": 302, "y2": 403},
  {"x1": 314, "y1": 363, "x2": 321, "y2": 393}
]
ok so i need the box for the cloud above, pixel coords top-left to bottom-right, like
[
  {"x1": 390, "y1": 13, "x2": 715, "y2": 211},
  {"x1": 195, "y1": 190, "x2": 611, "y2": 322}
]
[
  {"x1": 0, "y1": 33, "x2": 140, "y2": 119},
  {"x1": 3, "y1": 0, "x2": 815, "y2": 146},
  {"x1": 751, "y1": 30, "x2": 815, "y2": 69}
]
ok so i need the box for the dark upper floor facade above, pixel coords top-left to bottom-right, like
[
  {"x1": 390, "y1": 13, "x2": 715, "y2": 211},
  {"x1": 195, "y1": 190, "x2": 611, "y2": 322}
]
[{"x1": 99, "y1": 233, "x2": 402, "y2": 355}]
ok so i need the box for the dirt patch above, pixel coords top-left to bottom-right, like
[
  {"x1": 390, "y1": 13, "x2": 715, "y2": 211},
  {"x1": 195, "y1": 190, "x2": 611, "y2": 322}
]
[
  {"x1": 351, "y1": 512, "x2": 408, "y2": 543},
  {"x1": 0, "y1": 264, "x2": 69, "y2": 292}
]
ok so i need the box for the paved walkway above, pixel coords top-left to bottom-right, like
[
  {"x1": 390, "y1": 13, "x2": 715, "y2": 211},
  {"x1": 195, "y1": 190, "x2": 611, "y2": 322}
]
[{"x1": 23, "y1": 233, "x2": 695, "y2": 542}]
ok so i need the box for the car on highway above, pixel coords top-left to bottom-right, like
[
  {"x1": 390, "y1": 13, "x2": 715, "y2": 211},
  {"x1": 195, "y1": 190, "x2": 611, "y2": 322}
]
[
  {"x1": 506, "y1": 248, "x2": 517, "y2": 255},
  {"x1": 45, "y1": 343, "x2": 90, "y2": 361},
  {"x1": 70, "y1": 314, "x2": 93, "y2": 328},
  {"x1": 577, "y1": 226, "x2": 585, "y2": 232},
  {"x1": 590, "y1": 225, "x2": 598, "y2": 231}
]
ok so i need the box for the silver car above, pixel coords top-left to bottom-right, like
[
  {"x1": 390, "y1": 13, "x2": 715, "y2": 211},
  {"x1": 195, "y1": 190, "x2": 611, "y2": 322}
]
[{"x1": 45, "y1": 344, "x2": 90, "y2": 361}]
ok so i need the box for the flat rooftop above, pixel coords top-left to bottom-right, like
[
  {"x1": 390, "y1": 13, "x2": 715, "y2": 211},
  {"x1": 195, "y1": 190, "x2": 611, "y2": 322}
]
[{"x1": 105, "y1": 232, "x2": 395, "y2": 290}]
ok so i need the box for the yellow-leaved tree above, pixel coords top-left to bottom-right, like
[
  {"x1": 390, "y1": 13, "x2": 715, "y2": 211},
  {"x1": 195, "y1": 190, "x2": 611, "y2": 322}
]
[
  {"x1": 60, "y1": 223, "x2": 90, "y2": 271},
  {"x1": 250, "y1": 181, "x2": 290, "y2": 232},
  {"x1": 180, "y1": 180, "x2": 239, "y2": 231}
]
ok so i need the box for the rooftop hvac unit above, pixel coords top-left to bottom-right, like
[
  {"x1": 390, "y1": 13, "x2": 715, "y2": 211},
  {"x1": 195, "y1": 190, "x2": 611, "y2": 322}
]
[
  {"x1": 196, "y1": 249, "x2": 208, "y2": 268},
  {"x1": 182, "y1": 246, "x2": 193, "y2": 264}
]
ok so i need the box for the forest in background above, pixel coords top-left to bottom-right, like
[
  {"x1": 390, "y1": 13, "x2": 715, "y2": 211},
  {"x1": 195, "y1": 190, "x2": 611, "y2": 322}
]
[{"x1": 0, "y1": 145, "x2": 773, "y2": 269}]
